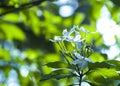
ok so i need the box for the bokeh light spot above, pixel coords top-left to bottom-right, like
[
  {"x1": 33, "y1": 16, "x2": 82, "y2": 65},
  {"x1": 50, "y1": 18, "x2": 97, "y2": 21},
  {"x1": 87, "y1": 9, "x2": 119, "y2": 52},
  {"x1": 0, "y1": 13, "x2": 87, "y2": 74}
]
[{"x1": 59, "y1": 5, "x2": 74, "y2": 17}]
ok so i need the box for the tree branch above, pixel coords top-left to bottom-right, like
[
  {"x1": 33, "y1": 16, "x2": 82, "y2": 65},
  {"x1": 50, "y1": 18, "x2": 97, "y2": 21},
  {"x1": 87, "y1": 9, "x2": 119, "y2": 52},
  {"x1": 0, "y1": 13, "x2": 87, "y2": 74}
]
[{"x1": 0, "y1": 0, "x2": 45, "y2": 16}]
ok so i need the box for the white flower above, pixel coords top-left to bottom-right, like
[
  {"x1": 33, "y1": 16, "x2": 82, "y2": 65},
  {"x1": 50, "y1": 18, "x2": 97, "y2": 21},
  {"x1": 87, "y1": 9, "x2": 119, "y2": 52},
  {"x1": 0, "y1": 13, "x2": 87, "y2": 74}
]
[
  {"x1": 50, "y1": 36, "x2": 62, "y2": 42},
  {"x1": 74, "y1": 52, "x2": 84, "y2": 59},
  {"x1": 62, "y1": 29, "x2": 74, "y2": 41},
  {"x1": 62, "y1": 26, "x2": 82, "y2": 42},
  {"x1": 78, "y1": 26, "x2": 88, "y2": 33},
  {"x1": 54, "y1": 36, "x2": 62, "y2": 41},
  {"x1": 62, "y1": 29, "x2": 69, "y2": 36},
  {"x1": 70, "y1": 25, "x2": 78, "y2": 32},
  {"x1": 50, "y1": 25, "x2": 87, "y2": 42},
  {"x1": 73, "y1": 31, "x2": 81, "y2": 42}
]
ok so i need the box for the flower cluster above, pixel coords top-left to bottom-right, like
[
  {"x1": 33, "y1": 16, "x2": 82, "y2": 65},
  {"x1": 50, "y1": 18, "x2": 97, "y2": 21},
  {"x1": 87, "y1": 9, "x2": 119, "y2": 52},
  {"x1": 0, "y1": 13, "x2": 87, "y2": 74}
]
[
  {"x1": 51, "y1": 25, "x2": 88, "y2": 42},
  {"x1": 51, "y1": 25, "x2": 93, "y2": 70}
]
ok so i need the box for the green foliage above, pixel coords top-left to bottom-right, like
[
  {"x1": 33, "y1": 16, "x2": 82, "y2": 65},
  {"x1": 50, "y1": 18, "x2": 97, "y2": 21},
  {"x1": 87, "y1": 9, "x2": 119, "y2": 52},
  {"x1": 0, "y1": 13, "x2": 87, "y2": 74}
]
[
  {"x1": 42, "y1": 25, "x2": 120, "y2": 86},
  {"x1": 40, "y1": 69, "x2": 74, "y2": 81},
  {"x1": 107, "y1": 60, "x2": 120, "y2": 70},
  {"x1": 89, "y1": 53, "x2": 107, "y2": 62},
  {"x1": 2, "y1": 13, "x2": 20, "y2": 22},
  {"x1": 0, "y1": 49, "x2": 10, "y2": 60},
  {"x1": 0, "y1": 23, "x2": 26, "y2": 41},
  {"x1": 88, "y1": 62, "x2": 113, "y2": 69},
  {"x1": 0, "y1": 0, "x2": 120, "y2": 86}
]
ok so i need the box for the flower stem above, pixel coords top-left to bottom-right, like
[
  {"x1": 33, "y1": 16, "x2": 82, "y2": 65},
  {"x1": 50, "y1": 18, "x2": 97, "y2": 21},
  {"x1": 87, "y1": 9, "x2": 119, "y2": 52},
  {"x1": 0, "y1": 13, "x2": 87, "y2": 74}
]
[{"x1": 79, "y1": 74, "x2": 83, "y2": 86}]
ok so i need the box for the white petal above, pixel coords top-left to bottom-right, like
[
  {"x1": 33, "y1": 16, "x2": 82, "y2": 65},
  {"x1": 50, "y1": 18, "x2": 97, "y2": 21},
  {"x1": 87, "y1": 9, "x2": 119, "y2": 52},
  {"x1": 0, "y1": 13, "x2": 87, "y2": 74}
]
[
  {"x1": 74, "y1": 34, "x2": 81, "y2": 42},
  {"x1": 79, "y1": 27, "x2": 88, "y2": 33},
  {"x1": 65, "y1": 36, "x2": 74, "y2": 41},
  {"x1": 74, "y1": 52, "x2": 83, "y2": 59},
  {"x1": 54, "y1": 36, "x2": 62, "y2": 41},
  {"x1": 85, "y1": 58, "x2": 93, "y2": 63},
  {"x1": 62, "y1": 29, "x2": 69, "y2": 36},
  {"x1": 70, "y1": 25, "x2": 77, "y2": 33}
]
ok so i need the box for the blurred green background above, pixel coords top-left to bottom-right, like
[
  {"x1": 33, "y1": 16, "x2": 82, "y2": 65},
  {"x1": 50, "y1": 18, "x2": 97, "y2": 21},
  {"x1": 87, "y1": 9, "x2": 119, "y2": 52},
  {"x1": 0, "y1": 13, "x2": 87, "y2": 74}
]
[{"x1": 0, "y1": 0, "x2": 120, "y2": 86}]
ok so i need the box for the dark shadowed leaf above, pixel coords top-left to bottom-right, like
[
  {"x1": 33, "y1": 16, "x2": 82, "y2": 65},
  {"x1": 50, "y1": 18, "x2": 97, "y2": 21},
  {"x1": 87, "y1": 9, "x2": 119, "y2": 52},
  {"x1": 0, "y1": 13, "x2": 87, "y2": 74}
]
[
  {"x1": 45, "y1": 61, "x2": 70, "y2": 68},
  {"x1": 106, "y1": 60, "x2": 120, "y2": 70},
  {"x1": 40, "y1": 69, "x2": 75, "y2": 81},
  {"x1": 40, "y1": 74, "x2": 74, "y2": 81},
  {"x1": 88, "y1": 62, "x2": 114, "y2": 69}
]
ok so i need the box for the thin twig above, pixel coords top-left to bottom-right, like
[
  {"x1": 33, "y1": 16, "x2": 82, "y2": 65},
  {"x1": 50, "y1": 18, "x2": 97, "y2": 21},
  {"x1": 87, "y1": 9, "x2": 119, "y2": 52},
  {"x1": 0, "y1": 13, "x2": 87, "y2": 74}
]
[{"x1": 0, "y1": 0, "x2": 45, "y2": 16}]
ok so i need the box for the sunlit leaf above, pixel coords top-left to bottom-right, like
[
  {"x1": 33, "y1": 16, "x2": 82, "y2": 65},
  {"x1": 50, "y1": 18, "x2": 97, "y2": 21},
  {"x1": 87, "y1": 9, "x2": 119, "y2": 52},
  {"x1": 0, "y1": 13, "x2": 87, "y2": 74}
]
[
  {"x1": 30, "y1": 11, "x2": 41, "y2": 35},
  {"x1": 96, "y1": 68, "x2": 120, "y2": 80},
  {"x1": 89, "y1": 1, "x2": 102, "y2": 20},
  {"x1": 44, "y1": 54, "x2": 60, "y2": 63},
  {"x1": 63, "y1": 18, "x2": 72, "y2": 27},
  {"x1": 73, "y1": 13, "x2": 85, "y2": 25},
  {"x1": 86, "y1": 32, "x2": 103, "y2": 46},
  {"x1": 89, "y1": 53, "x2": 106, "y2": 62},
  {"x1": 86, "y1": 70, "x2": 106, "y2": 84},
  {"x1": 25, "y1": 49, "x2": 41, "y2": 60},
  {"x1": 42, "y1": 66, "x2": 52, "y2": 74},
  {"x1": 0, "y1": 23, "x2": 26, "y2": 41},
  {"x1": 0, "y1": 49, "x2": 10, "y2": 60},
  {"x1": 2, "y1": 13, "x2": 20, "y2": 22},
  {"x1": 86, "y1": 68, "x2": 120, "y2": 85}
]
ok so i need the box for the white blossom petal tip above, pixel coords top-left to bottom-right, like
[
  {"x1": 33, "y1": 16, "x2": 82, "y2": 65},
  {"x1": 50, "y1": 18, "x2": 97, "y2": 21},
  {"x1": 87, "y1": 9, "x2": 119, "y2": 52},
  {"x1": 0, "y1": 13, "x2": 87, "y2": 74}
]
[
  {"x1": 79, "y1": 27, "x2": 88, "y2": 33},
  {"x1": 62, "y1": 29, "x2": 68, "y2": 36},
  {"x1": 54, "y1": 36, "x2": 62, "y2": 41},
  {"x1": 50, "y1": 36, "x2": 62, "y2": 42}
]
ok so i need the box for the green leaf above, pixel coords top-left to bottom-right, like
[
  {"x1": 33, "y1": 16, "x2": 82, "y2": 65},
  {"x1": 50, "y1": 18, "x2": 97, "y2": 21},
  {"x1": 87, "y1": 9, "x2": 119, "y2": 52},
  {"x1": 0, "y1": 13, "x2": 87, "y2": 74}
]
[
  {"x1": 86, "y1": 70, "x2": 106, "y2": 84},
  {"x1": 106, "y1": 60, "x2": 120, "y2": 70},
  {"x1": 44, "y1": 54, "x2": 60, "y2": 62},
  {"x1": 96, "y1": 68, "x2": 120, "y2": 80},
  {"x1": 25, "y1": 49, "x2": 41, "y2": 60},
  {"x1": 0, "y1": 49, "x2": 10, "y2": 60},
  {"x1": 45, "y1": 61, "x2": 70, "y2": 68},
  {"x1": 2, "y1": 13, "x2": 20, "y2": 22},
  {"x1": 73, "y1": 13, "x2": 85, "y2": 25},
  {"x1": 40, "y1": 69, "x2": 74, "y2": 81},
  {"x1": 88, "y1": 62, "x2": 114, "y2": 69},
  {"x1": 0, "y1": 23, "x2": 26, "y2": 41},
  {"x1": 89, "y1": 53, "x2": 106, "y2": 62},
  {"x1": 89, "y1": 1, "x2": 102, "y2": 20},
  {"x1": 86, "y1": 68, "x2": 120, "y2": 85},
  {"x1": 50, "y1": 69, "x2": 72, "y2": 74},
  {"x1": 40, "y1": 73, "x2": 74, "y2": 81}
]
